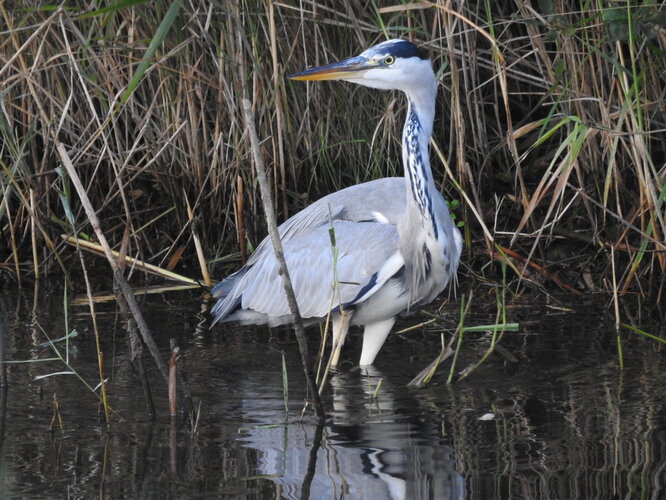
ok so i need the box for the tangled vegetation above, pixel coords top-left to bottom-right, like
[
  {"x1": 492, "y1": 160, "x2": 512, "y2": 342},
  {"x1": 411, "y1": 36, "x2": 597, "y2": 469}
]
[{"x1": 1, "y1": 1, "x2": 664, "y2": 315}]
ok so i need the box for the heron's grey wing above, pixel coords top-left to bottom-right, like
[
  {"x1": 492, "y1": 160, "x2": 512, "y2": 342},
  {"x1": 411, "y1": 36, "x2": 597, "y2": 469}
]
[
  {"x1": 244, "y1": 177, "x2": 406, "y2": 267},
  {"x1": 220, "y1": 220, "x2": 403, "y2": 323},
  {"x1": 211, "y1": 177, "x2": 406, "y2": 323}
]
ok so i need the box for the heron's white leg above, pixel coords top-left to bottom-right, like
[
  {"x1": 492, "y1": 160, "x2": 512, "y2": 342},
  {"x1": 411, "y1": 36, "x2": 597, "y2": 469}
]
[
  {"x1": 330, "y1": 310, "x2": 352, "y2": 368},
  {"x1": 359, "y1": 317, "x2": 396, "y2": 366}
]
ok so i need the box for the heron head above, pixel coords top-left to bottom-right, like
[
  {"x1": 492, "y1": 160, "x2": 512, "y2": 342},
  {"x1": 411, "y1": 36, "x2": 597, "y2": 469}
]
[{"x1": 289, "y1": 39, "x2": 435, "y2": 94}]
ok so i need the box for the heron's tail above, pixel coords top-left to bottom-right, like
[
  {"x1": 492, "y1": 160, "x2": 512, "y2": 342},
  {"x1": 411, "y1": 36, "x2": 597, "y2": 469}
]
[{"x1": 210, "y1": 269, "x2": 246, "y2": 326}]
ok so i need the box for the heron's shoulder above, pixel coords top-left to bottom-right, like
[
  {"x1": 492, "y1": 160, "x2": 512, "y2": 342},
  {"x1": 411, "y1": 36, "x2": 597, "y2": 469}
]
[
  {"x1": 312, "y1": 177, "x2": 406, "y2": 222},
  {"x1": 336, "y1": 177, "x2": 405, "y2": 196},
  {"x1": 245, "y1": 178, "x2": 406, "y2": 266}
]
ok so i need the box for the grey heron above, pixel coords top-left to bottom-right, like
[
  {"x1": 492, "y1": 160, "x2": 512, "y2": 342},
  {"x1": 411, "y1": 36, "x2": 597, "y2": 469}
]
[{"x1": 211, "y1": 39, "x2": 462, "y2": 367}]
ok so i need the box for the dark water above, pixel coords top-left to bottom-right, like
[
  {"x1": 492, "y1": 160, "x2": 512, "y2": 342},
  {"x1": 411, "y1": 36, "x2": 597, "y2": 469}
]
[{"x1": 0, "y1": 285, "x2": 664, "y2": 499}]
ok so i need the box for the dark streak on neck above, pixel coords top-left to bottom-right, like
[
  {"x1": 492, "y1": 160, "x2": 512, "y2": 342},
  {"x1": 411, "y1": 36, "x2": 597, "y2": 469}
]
[{"x1": 404, "y1": 103, "x2": 438, "y2": 240}]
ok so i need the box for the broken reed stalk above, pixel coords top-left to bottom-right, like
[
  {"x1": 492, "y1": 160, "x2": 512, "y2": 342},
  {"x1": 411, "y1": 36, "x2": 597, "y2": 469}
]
[
  {"x1": 76, "y1": 240, "x2": 110, "y2": 423},
  {"x1": 241, "y1": 98, "x2": 324, "y2": 420},
  {"x1": 234, "y1": 175, "x2": 247, "y2": 263},
  {"x1": 184, "y1": 195, "x2": 212, "y2": 287},
  {"x1": 171, "y1": 338, "x2": 193, "y2": 416},
  {"x1": 168, "y1": 344, "x2": 178, "y2": 417},
  {"x1": 61, "y1": 235, "x2": 199, "y2": 285},
  {"x1": 56, "y1": 142, "x2": 169, "y2": 382},
  {"x1": 114, "y1": 288, "x2": 155, "y2": 418}
]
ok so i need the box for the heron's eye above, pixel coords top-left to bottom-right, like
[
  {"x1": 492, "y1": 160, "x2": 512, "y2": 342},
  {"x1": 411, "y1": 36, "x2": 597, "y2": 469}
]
[{"x1": 383, "y1": 55, "x2": 395, "y2": 65}]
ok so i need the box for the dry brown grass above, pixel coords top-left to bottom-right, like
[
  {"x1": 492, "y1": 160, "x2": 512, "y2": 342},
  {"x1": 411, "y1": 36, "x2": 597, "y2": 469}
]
[{"x1": 1, "y1": 1, "x2": 664, "y2": 313}]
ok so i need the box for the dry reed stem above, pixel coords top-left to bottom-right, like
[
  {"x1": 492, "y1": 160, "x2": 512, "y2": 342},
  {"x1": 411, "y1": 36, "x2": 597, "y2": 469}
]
[
  {"x1": 61, "y1": 235, "x2": 200, "y2": 285},
  {"x1": 76, "y1": 239, "x2": 110, "y2": 422},
  {"x1": 56, "y1": 142, "x2": 169, "y2": 382},
  {"x1": 184, "y1": 194, "x2": 211, "y2": 286},
  {"x1": 168, "y1": 345, "x2": 178, "y2": 417},
  {"x1": 241, "y1": 98, "x2": 324, "y2": 419}
]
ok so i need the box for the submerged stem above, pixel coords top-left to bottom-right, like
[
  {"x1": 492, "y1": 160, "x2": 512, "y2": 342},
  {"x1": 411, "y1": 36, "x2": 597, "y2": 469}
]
[{"x1": 241, "y1": 99, "x2": 324, "y2": 419}]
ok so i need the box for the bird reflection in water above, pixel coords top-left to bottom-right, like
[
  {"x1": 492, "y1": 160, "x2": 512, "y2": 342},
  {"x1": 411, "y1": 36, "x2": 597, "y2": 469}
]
[{"x1": 238, "y1": 366, "x2": 465, "y2": 500}]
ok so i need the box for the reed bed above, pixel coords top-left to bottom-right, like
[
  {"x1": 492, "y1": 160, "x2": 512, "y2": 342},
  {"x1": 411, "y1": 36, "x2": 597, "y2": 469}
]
[{"x1": 1, "y1": 1, "x2": 664, "y2": 314}]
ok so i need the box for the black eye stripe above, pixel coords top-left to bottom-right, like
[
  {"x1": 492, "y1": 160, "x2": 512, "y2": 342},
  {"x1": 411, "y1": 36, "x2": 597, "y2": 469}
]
[{"x1": 387, "y1": 40, "x2": 428, "y2": 60}]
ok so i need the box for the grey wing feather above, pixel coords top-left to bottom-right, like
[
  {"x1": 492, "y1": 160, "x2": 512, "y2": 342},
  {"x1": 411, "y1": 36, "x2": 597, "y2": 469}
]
[
  {"x1": 214, "y1": 220, "x2": 400, "y2": 324},
  {"x1": 244, "y1": 177, "x2": 405, "y2": 267}
]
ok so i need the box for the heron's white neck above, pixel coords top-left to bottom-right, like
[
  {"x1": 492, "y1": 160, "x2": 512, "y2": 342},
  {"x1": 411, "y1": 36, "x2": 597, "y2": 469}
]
[
  {"x1": 401, "y1": 79, "x2": 439, "y2": 236},
  {"x1": 405, "y1": 82, "x2": 436, "y2": 139}
]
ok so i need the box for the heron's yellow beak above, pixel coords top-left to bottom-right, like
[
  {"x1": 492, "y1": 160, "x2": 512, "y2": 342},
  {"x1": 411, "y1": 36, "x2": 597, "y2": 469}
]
[{"x1": 289, "y1": 56, "x2": 372, "y2": 81}]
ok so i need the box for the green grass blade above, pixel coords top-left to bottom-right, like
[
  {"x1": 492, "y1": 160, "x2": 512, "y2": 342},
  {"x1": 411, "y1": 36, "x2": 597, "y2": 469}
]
[
  {"x1": 463, "y1": 323, "x2": 519, "y2": 332},
  {"x1": 281, "y1": 350, "x2": 289, "y2": 413},
  {"x1": 76, "y1": 0, "x2": 151, "y2": 20},
  {"x1": 622, "y1": 323, "x2": 665, "y2": 344},
  {"x1": 120, "y1": 0, "x2": 183, "y2": 104}
]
